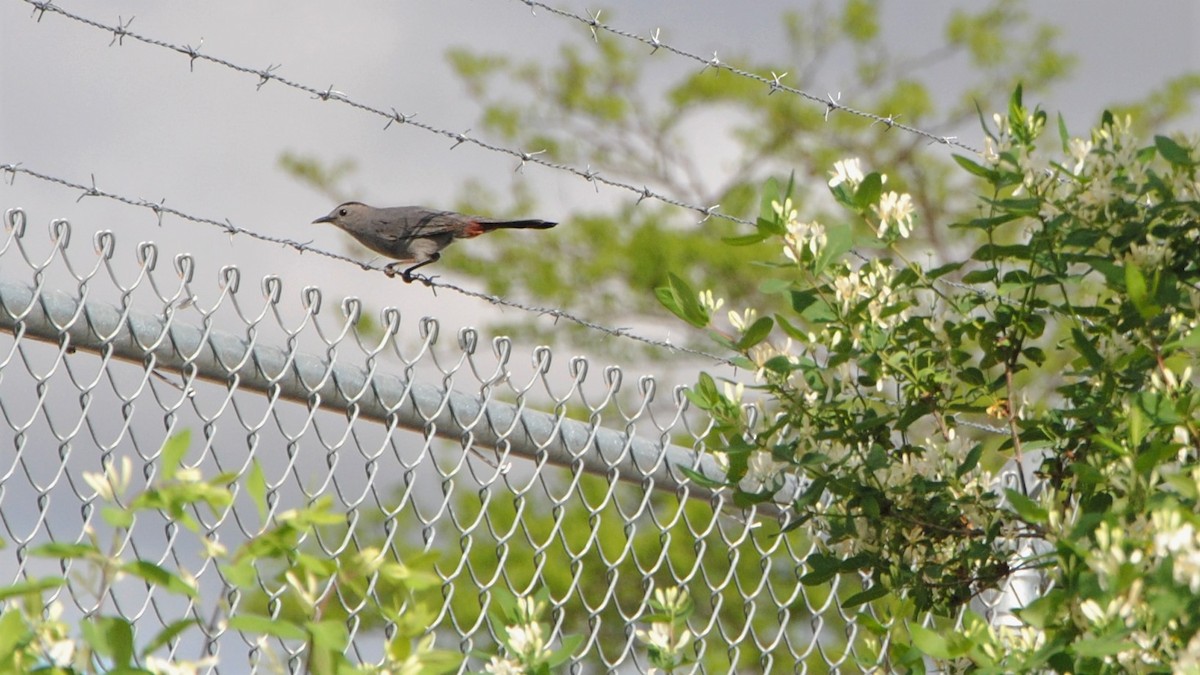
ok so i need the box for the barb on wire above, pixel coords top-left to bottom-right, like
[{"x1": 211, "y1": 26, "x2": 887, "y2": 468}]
[
  {"x1": 0, "y1": 163, "x2": 737, "y2": 366},
  {"x1": 18, "y1": 0, "x2": 753, "y2": 229},
  {"x1": 510, "y1": 0, "x2": 983, "y2": 155}
]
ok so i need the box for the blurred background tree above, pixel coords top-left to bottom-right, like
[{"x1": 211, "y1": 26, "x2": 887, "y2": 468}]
[{"x1": 283, "y1": 0, "x2": 1200, "y2": 348}]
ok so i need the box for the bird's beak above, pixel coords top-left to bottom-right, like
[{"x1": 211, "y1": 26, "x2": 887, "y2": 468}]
[{"x1": 312, "y1": 214, "x2": 335, "y2": 224}]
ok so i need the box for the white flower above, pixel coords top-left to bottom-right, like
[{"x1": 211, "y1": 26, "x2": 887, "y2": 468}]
[
  {"x1": 636, "y1": 622, "x2": 691, "y2": 655},
  {"x1": 872, "y1": 191, "x2": 914, "y2": 239},
  {"x1": 1079, "y1": 599, "x2": 1107, "y2": 625},
  {"x1": 507, "y1": 623, "x2": 548, "y2": 661},
  {"x1": 1068, "y1": 138, "x2": 1093, "y2": 175},
  {"x1": 742, "y1": 451, "x2": 784, "y2": 492},
  {"x1": 483, "y1": 656, "x2": 524, "y2": 675},
  {"x1": 1152, "y1": 510, "x2": 1194, "y2": 556},
  {"x1": 83, "y1": 456, "x2": 133, "y2": 501},
  {"x1": 771, "y1": 197, "x2": 798, "y2": 223},
  {"x1": 782, "y1": 219, "x2": 827, "y2": 263},
  {"x1": 697, "y1": 289, "x2": 724, "y2": 313},
  {"x1": 654, "y1": 587, "x2": 688, "y2": 613},
  {"x1": 285, "y1": 570, "x2": 322, "y2": 609},
  {"x1": 983, "y1": 136, "x2": 1000, "y2": 165},
  {"x1": 722, "y1": 381, "x2": 745, "y2": 405},
  {"x1": 728, "y1": 308, "x2": 757, "y2": 332},
  {"x1": 1129, "y1": 237, "x2": 1170, "y2": 268},
  {"x1": 516, "y1": 596, "x2": 545, "y2": 623},
  {"x1": 45, "y1": 639, "x2": 76, "y2": 668},
  {"x1": 828, "y1": 158, "x2": 864, "y2": 188},
  {"x1": 201, "y1": 535, "x2": 227, "y2": 559},
  {"x1": 1175, "y1": 425, "x2": 1192, "y2": 446},
  {"x1": 1177, "y1": 630, "x2": 1200, "y2": 672},
  {"x1": 994, "y1": 624, "x2": 1046, "y2": 652},
  {"x1": 1153, "y1": 510, "x2": 1200, "y2": 591}
]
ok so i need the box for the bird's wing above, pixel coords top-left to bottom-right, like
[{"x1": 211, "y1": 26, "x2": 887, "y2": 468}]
[{"x1": 370, "y1": 210, "x2": 464, "y2": 240}]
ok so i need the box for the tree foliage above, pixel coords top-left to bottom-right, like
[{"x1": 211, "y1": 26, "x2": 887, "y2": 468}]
[
  {"x1": 436, "y1": 0, "x2": 1077, "y2": 320},
  {"x1": 673, "y1": 87, "x2": 1200, "y2": 670}
]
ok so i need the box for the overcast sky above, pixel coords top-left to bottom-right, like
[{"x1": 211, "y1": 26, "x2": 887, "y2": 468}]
[{"x1": 1, "y1": 0, "x2": 1198, "y2": 382}]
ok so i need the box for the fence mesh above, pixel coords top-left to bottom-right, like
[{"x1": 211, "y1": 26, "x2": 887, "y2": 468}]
[{"x1": 0, "y1": 207, "x2": 1036, "y2": 672}]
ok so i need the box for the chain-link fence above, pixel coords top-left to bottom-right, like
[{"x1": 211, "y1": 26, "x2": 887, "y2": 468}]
[{"x1": 0, "y1": 208, "x2": 1039, "y2": 672}]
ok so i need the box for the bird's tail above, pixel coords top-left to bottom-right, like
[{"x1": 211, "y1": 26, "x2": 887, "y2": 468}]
[{"x1": 476, "y1": 219, "x2": 557, "y2": 231}]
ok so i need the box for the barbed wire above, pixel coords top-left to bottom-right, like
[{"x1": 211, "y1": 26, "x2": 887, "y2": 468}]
[
  {"x1": 0, "y1": 162, "x2": 738, "y2": 365},
  {"x1": 19, "y1": 0, "x2": 742, "y2": 228},
  {"x1": 510, "y1": 0, "x2": 982, "y2": 156},
  {"x1": 11, "y1": 1, "x2": 1077, "y2": 366}
]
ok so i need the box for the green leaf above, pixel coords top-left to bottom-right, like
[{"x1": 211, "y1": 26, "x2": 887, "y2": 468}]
[
  {"x1": 952, "y1": 154, "x2": 995, "y2": 179},
  {"x1": 758, "y1": 177, "x2": 783, "y2": 224},
  {"x1": 307, "y1": 619, "x2": 349, "y2": 653},
  {"x1": 1129, "y1": 399, "x2": 1147, "y2": 448},
  {"x1": 247, "y1": 459, "x2": 268, "y2": 523},
  {"x1": 1009, "y1": 84, "x2": 1025, "y2": 116},
  {"x1": 0, "y1": 576, "x2": 66, "y2": 601},
  {"x1": 722, "y1": 233, "x2": 768, "y2": 246},
  {"x1": 794, "y1": 476, "x2": 827, "y2": 509},
  {"x1": 736, "y1": 316, "x2": 775, "y2": 350},
  {"x1": 121, "y1": 561, "x2": 198, "y2": 599},
  {"x1": 82, "y1": 616, "x2": 135, "y2": 667},
  {"x1": 961, "y1": 269, "x2": 998, "y2": 284},
  {"x1": 678, "y1": 465, "x2": 728, "y2": 488},
  {"x1": 1136, "y1": 390, "x2": 1183, "y2": 425},
  {"x1": 908, "y1": 623, "x2": 953, "y2": 660},
  {"x1": 1005, "y1": 489, "x2": 1047, "y2": 524},
  {"x1": 1134, "y1": 440, "x2": 1178, "y2": 475},
  {"x1": 1073, "y1": 636, "x2": 1137, "y2": 658},
  {"x1": 655, "y1": 273, "x2": 708, "y2": 328},
  {"x1": 29, "y1": 542, "x2": 97, "y2": 559},
  {"x1": 1155, "y1": 135, "x2": 1193, "y2": 166},
  {"x1": 1016, "y1": 589, "x2": 1065, "y2": 628},
  {"x1": 0, "y1": 609, "x2": 31, "y2": 661},
  {"x1": 759, "y1": 278, "x2": 791, "y2": 294},
  {"x1": 693, "y1": 372, "x2": 720, "y2": 405},
  {"x1": 143, "y1": 618, "x2": 199, "y2": 656},
  {"x1": 102, "y1": 504, "x2": 135, "y2": 529},
  {"x1": 159, "y1": 429, "x2": 192, "y2": 482},
  {"x1": 956, "y1": 443, "x2": 984, "y2": 477},
  {"x1": 799, "y1": 567, "x2": 838, "y2": 586},
  {"x1": 1124, "y1": 261, "x2": 1157, "y2": 320},
  {"x1": 228, "y1": 615, "x2": 308, "y2": 641},
  {"x1": 774, "y1": 314, "x2": 808, "y2": 341},
  {"x1": 854, "y1": 172, "x2": 884, "y2": 211},
  {"x1": 814, "y1": 221, "x2": 853, "y2": 274},
  {"x1": 547, "y1": 634, "x2": 585, "y2": 667},
  {"x1": 842, "y1": 583, "x2": 889, "y2": 608},
  {"x1": 1071, "y1": 328, "x2": 1104, "y2": 370}
]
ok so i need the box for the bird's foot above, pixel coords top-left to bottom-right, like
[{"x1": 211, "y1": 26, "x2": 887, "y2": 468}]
[{"x1": 408, "y1": 273, "x2": 439, "y2": 287}]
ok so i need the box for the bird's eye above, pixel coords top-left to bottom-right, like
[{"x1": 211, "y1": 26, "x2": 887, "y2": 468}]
[{"x1": 338, "y1": 208, "x2": 349, "y2": 216}]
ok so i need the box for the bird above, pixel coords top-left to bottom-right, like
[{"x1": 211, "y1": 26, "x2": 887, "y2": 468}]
[{"x1": 312, "y1": 202, "x2": 557, "y2": 282}]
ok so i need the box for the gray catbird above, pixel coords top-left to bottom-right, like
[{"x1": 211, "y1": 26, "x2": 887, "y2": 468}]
[{"x1": 313, "y1": 202, "x2": 557, "y2": 281}]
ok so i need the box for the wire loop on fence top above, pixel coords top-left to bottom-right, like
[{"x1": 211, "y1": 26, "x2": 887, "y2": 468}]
[{"x1": 1, "y1": 163, "x2": 737, "y2": 366}]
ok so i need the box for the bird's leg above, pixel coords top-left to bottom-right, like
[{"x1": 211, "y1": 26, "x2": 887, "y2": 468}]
[{"x1": 399, "y1": 253, "x2": 440, "y2": 283}]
